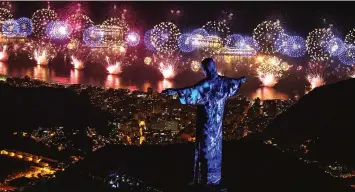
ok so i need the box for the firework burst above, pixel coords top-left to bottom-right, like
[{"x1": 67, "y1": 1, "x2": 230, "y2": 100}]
[
  {"x1": 338, "y1": 45, "x2": 355, "y2": 65},
  {"x1": 58, "y1": 2, "x2": 90, "y2": 19},
  {"x1": 152, "y1": 52, "x2": 183, "y2": 79},
  {"x1": 202, "y1": 20, "x2": 230, "y2": 38},
  {"x1": 66, "y1": 39, "x2": 90, "y2": 69},
  {"x1": 106, "y1": 56, "x2": 122, "y2": 75},
  {"x1": 306, "y1": 28, "x2": 335, "y2": 62},
  {"x1": 71, "y1": 56, "x2": 85, "y2": 69},
  {"x1": 256, "y1": 56, "x2": 288, "y2": 87},
  {"x1": 67, "y1": 13, "x2": 94, "y2": 40},
  {"x1": 101, "y1": 17, "x2": 130, "y2": 47},
  {"x1": 45, "y1": 21, "x2": 73, "y2": 40},
  {"x1": 178, "y1": 33, "x2": 195, "y2": 53},
  {"x1": 253, "y1": 20, "x2": 284, "y2": 54},
  {"x1": 144, "y1": 56, "x2": 152, "y2": 65},
  {"x1": 284, "y1": 36, "x2": 307, "y2": 58},
  {"x1": 197, "y1": 35, "x2": 224, "y2": 58},
  {"x1": 0, "y1": 8, "x2": 12, "y2": 23},
  {"x1": 326, "y1": 37, "x2": 345, "y2": 57},
  {"x1": 223, "y1": 35, "x2": 259, "y2": 57},
  {"x1": 34, "y1": 50, "x2": 49, "y2": 65},
  {"x1": 2, "y1": 19, "x2": 19, "y2": 37},
  {"x1": 226, "y1": 56, "x2": 258, "y2": 76},
  {"x1": 345, "y1": 28, "x2": 355, "y2": 46},
  {"x1": 347, "y1": 65, "x2": 355, "y2": 78},
  {"x1": 306, "y1": 62, "x2": 327, "y2": 90},
  {"x1": 0, "y1": 45, "x2": 8, "y2": 61},
  {"x1": 88, "y1": 44, "x2": 136, "y2": 75},
  {"x1": 150, "y1": 22, "x2": 181, "y2": 54},
  {"x1": 28, "y1": 40, "x2": 57, "y2": 65},
  {"x1": 190, "y1": 60, "x2": 201, "y2": 72},
  {"x1": 83, "y1": 26, "x2": 104, "y2": 47},
  {"x1": 144, "y1": 29, "x2": 156, "y2": 51},
  {"x1": 31, "y1": 8, "x2": 58, "y2": 38},
  {"x1": 16, "y1": 17, "x2": 33, "y2": 37},
  {"x1": 125, "y1": 31, "x2": 140, "y2": 47}
]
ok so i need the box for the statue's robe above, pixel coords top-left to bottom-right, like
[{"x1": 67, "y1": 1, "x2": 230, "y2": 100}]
[{"x1": 176, "y1": 75, "x2": 244, "y2": 185}]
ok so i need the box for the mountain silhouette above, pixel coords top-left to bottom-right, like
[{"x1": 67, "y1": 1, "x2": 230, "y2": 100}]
[{"x1": 264, "y1": 78, "x2": 355, "y2": 166}]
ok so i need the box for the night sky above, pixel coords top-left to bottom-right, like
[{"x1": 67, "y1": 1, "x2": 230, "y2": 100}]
[{"x1": 10, "y1": 1, "x2": 355, "y2": 38}]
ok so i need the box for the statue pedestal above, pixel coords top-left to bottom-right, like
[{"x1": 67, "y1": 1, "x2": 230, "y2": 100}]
[{"x1": 185, "y1": 183, "x2": 228, "y2": 192}]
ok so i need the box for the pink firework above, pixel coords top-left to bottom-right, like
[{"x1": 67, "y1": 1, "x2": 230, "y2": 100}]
[
  {"x1": 347, "y1": 65, "x2": 355, "y2": 78},
  {"x1": 106, "y1": 56, "x2": 122, "y2": 75},
  {"x1": 307, "y1": 74, "x2": 325, "y2": 90},
  {"x1": 152, "y1": 53, "x2": 183, "y2": 79},
  {"x1": 256, "y1": 56, "x2": 288, "y2": 87},
  {"x1": 0, "y1": 45, "x2": 8, "y2": 62},
  {"x1": 57, "y1": 2, "x2": 90, "y2": 20},
  {"x1": 34, "y1": 50, "x2": 48, "y2": 65},
  {"x1": 66, "y1": 40, "x2": 90, "y2": 70},
  {"x1": 306, "y1": 62, "x2": 327, "y2": 90},
  {"x1": 88, "y1": 43, "x2": 136, "y2": 75},
  {"x1": 0, "y1": 62, "x2": 7, "y2": 75},
  {"x1": 71, "y1": 56, "x2": 85, "y2": 69},
  {"x1": 28, "y1": 40, "x2": 57, "y2": 65},
  {"x1": 158, "y1": 62, "x2": 176, "y2": 79},
  {"x1": 259, "y1": 74, "x2": 278, "y2": 87}
]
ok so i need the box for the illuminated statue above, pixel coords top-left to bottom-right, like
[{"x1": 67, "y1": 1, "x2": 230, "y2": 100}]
[{"x1": 162, "y1": 58, "x2": 247, "y2": 188}]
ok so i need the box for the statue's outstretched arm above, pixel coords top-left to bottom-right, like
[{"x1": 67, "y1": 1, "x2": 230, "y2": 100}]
[
  {"x1": 231, "y1": 76, "x2": 247, "y2": 84},
  {"x1": 227, "y1": 76, "x2": 247, "y2": 97},
  {"x1": 162, "y1": 81, "x2": 205, "y2": 105}
]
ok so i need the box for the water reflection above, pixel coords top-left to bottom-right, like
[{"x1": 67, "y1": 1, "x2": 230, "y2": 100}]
[
  {"x1": 32, "y1": 65, "x2": 50, "y2": 82},
  {"x1": 251, "y1": 87, "x2": 289, "y2": 100},
  {"x1": 70, "y1": 69, "x2": 82, "y2": 84},
  {"x1": 157, "y1": 79, "x2": 173, "y2": 93},
  {"x1": 0, "y1": 62, "x2": 7, "y2": 75},
  {"x1": 105, "y1": 75, "x2": 120, "y2": 89},
  {"x1": 0, "y1": 64, "x2": 297, "y2": 99}
]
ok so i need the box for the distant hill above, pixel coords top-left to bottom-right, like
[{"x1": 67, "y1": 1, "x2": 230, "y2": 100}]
[
  {"x1": 24, "y1": 139, "x2": 351, "y2": 192},
  {"x1": 0, "y1": 82, "x2": 113, "y2": 135},
  {"x1": 264, "y1": 78, "x2": 355, "y2": 165}
]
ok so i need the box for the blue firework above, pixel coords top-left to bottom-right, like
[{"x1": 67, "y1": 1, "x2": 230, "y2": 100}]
[
  {"x1": 45, "y1": 21, "x2": 72, "y2": 40},
  {"x1": 224, "y1": 34, "x2": 258, "y2": 56},
  {"x1": 243, "y1": 36, "x2": 260, "y2": 52},
  {"x1": 326, "y1": 37, "x2": 345, "y2": 56},
  {"x1": 191, "y1": 28, "x2": 209, "y2": 37},
  {"x1": 284, "y1": 36, "x2": 307, "y2": 58},
  {"x1": 16, "y1": 17, "x2": 33, "y2": 37},
  {"x1": 178, "y1": 33, "x2": 195, "y2": 53},
  {"x1": 273, "y1": 34, "x2": 290, "y2": 54},
  {"x1": 225, "y1": 34, "x2": 244, "y2": 47},
  {"x1": 144, "y1": 29, "x2": 156, "y2": 52},
  {"x1": 83, "y1": 26, "x2": 104, "y2": 47},
  {"x1": 2, "y1": 19, "x2": 20, "y2": 37},
  {"x1": 338, "y1": 45, "x2": 355, "y2": 65}
]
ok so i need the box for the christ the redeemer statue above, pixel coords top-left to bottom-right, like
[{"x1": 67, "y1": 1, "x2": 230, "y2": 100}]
[{"x1": 162, "y1": 58, "x2": 247, "y2": 189}]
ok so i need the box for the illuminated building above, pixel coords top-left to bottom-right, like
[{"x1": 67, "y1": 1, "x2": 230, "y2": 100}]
[
  {"x1": 219, "y1": 46, "x2": 256, "y2": 57},
  {"x1": 191, "y1": 35, "x2": 222, "y2": 49}
]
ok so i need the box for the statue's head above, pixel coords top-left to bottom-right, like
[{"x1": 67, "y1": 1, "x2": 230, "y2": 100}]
[{"x1": 201, "y1": 58, "x2": 218, "y2": 78}]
